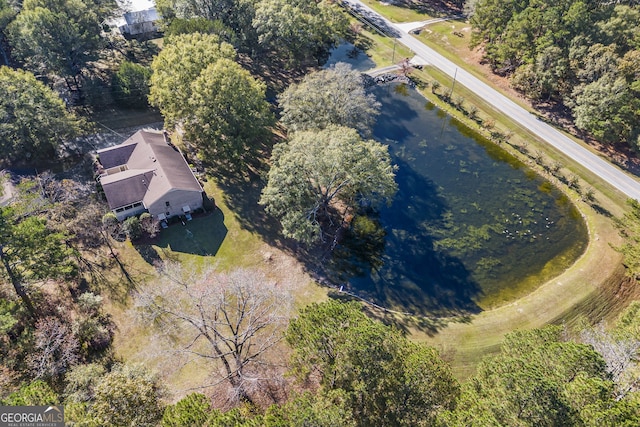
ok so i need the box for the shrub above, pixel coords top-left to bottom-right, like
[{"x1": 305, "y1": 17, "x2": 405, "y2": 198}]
[
  {"x1": 112, "y1": 61, "x2": 152, "y2": 109},
  {"x1": 140, "y1": 212, "x2": 160, "y2": 238},
  {"x1": 101, "y1": 212, "x2": 118, "y2": 228},
  {"x1": 122, "y1": 216, "x2": 143, "y2": 240}
]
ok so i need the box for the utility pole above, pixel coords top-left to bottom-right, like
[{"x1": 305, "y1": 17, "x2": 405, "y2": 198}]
[
  {"x1": 450, "y1": 67, "x2": 458, "y2": 97},
  {"x1": 392, "y1": 39, "x2": 396, "y2": 64}
]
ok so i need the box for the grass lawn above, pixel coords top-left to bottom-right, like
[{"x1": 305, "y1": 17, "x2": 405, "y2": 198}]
[
  {"x1": 356, "y1": 26, "x2": 414, "y2": 68},
  {"x1": 102, "y1": 6, "x2": 639, "y2": 387},
  {"x1": 358, "y1": 0, "x2": 436, "y2": 22},
  {"x1": 346, "y1": 7, "x2": 639, "y2": 379},
  {"x1": 105, "y1": 178, "x2": 327, "y2": 399}
]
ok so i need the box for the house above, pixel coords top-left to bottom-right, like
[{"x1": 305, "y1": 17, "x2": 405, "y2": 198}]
[
  {"x1": 118, "y1": 7, "x2": 160, "y2": 39},
  {"x1": 97, "y1": 130, "x2": 204, "y2": 222}
]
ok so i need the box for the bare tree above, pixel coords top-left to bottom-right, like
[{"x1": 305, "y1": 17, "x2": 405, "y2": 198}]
[
  {"x1": 27, "y1": 317, "x2": 80, "y2": 380},
  {"x1": 580, "y1": 324, "x2": 640, "y2": 400},
  {"x1": 397, "y1": 57, "x2": 412, "y2": 78},
  {"x1": 136, "y1": 263, "x2": 292, "y2": 404}
]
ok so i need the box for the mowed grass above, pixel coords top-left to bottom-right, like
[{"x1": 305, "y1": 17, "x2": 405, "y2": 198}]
[
  {"x1": 104, "y1": 4, "x2": 639, "y2": 387},
  {"x1": 356, "y1": 27, "x2": 414, "y2": 68},
  {"x1": 358, "y1": 0, "x2": 435, "y2": 22},
  {"x1": 420, "y1": 198, "x2": 629, "y2": 379},
  {"x1": 350, "y1": 8, "x2": 639, "y2": 378},
  {"x1": 104, "y1": 178, "x2": 327, "y2": 398}
]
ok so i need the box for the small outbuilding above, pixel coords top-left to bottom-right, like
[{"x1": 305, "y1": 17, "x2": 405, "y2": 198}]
[
  {"x1": 118, "y1": 7, "x2": 160, "y2": 39},
  {"x1": 97, "y1": 130, "x2": 204, "y2": 222}
]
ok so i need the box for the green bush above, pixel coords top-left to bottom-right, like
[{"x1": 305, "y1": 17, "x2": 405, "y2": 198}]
[
  {"x1": 101, "y1": 212, "x2": 118, "y2": 228},
  {"x1": 112, "y1": 61, "x2": 152, "y2": 109},
  {"x1": 122, "y1": 216, "x2": 143, "y2": 240}
]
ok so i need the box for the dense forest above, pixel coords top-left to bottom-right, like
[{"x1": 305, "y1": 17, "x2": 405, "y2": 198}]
[
  {"x1": 1, "y1": 0, "x2": 640, "y2": 425},
  {"x1": 470, "y1": 0, "x2": 640, "y2": 148}
]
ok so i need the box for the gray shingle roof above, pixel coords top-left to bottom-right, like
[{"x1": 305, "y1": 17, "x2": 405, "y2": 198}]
[
  {"x1": 124, "y1": 8, "x2": 159, "y2": 25},
  {"x1": 98, "y1": 130, "x2": 202, "y2": 210},
  {"x1": 98, "y1": 143, "x2": 137, "y2": 169}
]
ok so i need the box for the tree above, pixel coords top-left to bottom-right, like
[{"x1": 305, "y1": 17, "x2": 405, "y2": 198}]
[
  {"x1": 148, "y1": 32, "x2": 236, "y2": 128},
  {"x1": 91, "y1": 364, "x2": 165, "y2": 427},
  {"x1": 252, "y1": 0, "x2": 347, "y2": 68},
  {"x1": 122, "y1": 216, "x2": 142, "y2": 240},
  {"x1": 164, "y1": 17, "x2": 239, "y2": 46},
  {"x1": 112, "y1": 61, "x2": 152, "y2": 109},
  {"x1": 6, "y1": 0, "x2": 116, "y2": 88},
  {"x1": 26, "y1": 316, "x2": 79, "y2": 381},
  {"x1": 2, "y1": 380, "x2": 58, "y2": 405},
  {"x1": 260, "y1": 126, "x2": 397, "y2": 244},
  {"x1": 278, "y1": 63, "x2": 380, "y2": 136},
  {"x1": 573, "y1": 72, "x2": 640, "y2": 145},
  {"x1": 263, "y1": 391, "x2": 355, "y2": 427},
  {"x1": 156, "y1": 0, "x2": 257, "y2": 50},
  {"x1": 0, "y1": 0, "x2": 16, "y2": 66},
  {"x1": 139, "y1": 212, "x2": 160, "y2": 238},
  {"x1": 187, "y1": 58, "x2": 274, "y2": 168},
  {"x1": 286, "y1": 300, "x2": 459, "y2": 427},
  {"x1": 136, "y1": 263, "x2": 292, "y2": 404},
  {"x1": 440, "y1": 325, "x2": 640, "y2": 426},
  {"x1": 162, "y1": 393, "x2": 213, "y2": 427},
  {"x1": 469, "y1": 0, "x2": 640, "y2": 149},
  {"x1": 64, "y1": 363, "x2": 106, "y2": 403},
  {"x1": 0, "y1": 206, "x2": 77, "y2": 318},
  {"x1": 0, "y1": 66, "x2": 80, "y2": 165},
  {"x1": 149, "y1": 34, "x2": 272, "y2": 168},
  {"x1": 615, "y1": 199, "x2": 640, "y2": 278},
  {"x1": 580, "y1": 323, "x2": 640, "y2": 400}
]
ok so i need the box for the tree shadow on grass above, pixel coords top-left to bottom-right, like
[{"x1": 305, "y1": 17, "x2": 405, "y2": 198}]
[
  {"x1": 150, "y1": 209, "x2": 228, "y2": 257},
  {"x1": 215, "y1": 169, "x2": 293, "y2": 249},
  {"x1": 209, "y1": 166, "x2": 481, "y2": 335}
]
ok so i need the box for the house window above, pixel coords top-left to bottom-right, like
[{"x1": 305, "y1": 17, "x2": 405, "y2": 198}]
[
  {"x1": 165, "y1": 201, "x2": 171, "y2": 207},
  {"x1": 133, "y1": 202, "x2": 142, "y2": 208},
  {"x1": 115, "y1": 207, "x2": 124, "y2": 213}
]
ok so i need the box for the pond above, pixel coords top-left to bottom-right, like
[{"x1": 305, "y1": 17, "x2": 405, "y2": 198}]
[
  {"x1": 328, "y1": 82, "x2": 588, "y2": 315},
  {"x1": 323, "y1": 43, "x2": 376, "y2": 71}
]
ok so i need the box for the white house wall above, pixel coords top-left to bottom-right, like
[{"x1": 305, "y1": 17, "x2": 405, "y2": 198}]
[
  {"x1": 146, "y1": 189, "x2": 203, "y2": 219},
  {"x1": 113, "y1": 203, "x2": 147, "y2": 221}
]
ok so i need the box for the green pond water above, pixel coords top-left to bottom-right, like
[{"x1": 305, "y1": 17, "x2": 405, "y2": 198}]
[{"x1": 329, "y1": 83, "x2": 588, "y2": 315}]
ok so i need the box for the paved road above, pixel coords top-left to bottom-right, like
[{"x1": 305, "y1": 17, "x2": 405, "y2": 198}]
[
  {"x1": 344, "y1": 0, "x2": 640, "y2": 201},
  {"x1": 396, "y1": 16, "x2": 462, "y2": 33}
]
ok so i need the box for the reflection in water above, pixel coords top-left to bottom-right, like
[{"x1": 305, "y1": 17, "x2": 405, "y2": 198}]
[
  {"x1": 330, "y1": 83, "x2": 588, "y2": 316},
  {"x1": 323, "y1": 43, "x2": 376, "y2": 71}
]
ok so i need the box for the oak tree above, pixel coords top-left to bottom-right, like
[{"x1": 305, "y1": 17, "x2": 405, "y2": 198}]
[
  {"x1": 148, "y1": 32, "x2": 236, "y2": 128},
  {"x1": 0, "y1": 66, "x2": 80, "y2": 165},
  {"x1": 278, "y1": 63, "x2": 380, "y2": 136},
  {"x1": 252, "y1": 0, "x2": 346, "y2": 68},
  {"x1": 187, "y1": 58, "x2": 274, "y2": 168},
  {"x1": 6, "y1": 0, "x2": 117, "y2": 87},
  {"x1": 260, "y1": 126, "x2": 396, "y2": 244}
]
